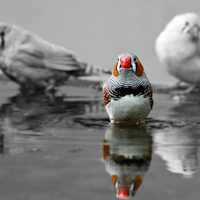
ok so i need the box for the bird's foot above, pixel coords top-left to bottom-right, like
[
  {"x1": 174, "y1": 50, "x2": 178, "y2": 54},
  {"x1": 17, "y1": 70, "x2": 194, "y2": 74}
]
[
  {"x1": 170, "y1": 85, "x2": 199, "y2": 102},
  {"x1": 45, "y1": 85, "x2": 56, "y2": 93},
  {"x1": 171, "y1": 81, "x2": 190, "y2": 90},
  {"x1": 171, "y1": 85, "x2": 198, "y2": 95},
  {"x1": 44, "y1": 86, "x2": 57, "y2": 101}
]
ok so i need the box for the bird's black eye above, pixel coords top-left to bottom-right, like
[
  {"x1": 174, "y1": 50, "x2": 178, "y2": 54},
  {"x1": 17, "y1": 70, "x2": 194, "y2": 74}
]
[
  {"x1": 181, "y1": 21, "x2": 190, "y2": 32},
  {"x1": 132, "y1": 56, "x2": 137, "y2": 65}
]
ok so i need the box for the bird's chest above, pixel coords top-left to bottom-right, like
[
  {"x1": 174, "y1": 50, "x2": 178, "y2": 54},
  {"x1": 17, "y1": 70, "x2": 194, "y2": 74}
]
[
  {"x1": 105, "y1": 95, "x2": 151, "y2": 123},
  {"x1": 168, "y1": 56, "x2": 200, "y2": 84},
  {"x1": 158, "y1": 35, "x2": 197, "y2": 66},
  {"x1": 2, "y1": 44, "x2": 19, "y2": 68},
  {"x1": 2, "y1": 33, "x2": 25, "y2": 67}
]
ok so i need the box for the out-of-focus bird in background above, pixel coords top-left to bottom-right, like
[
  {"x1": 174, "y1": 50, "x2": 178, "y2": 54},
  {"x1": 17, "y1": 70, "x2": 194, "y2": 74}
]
[
  {"x1": 155, "y1": 13, "x2": 200, "y2": 92},
  {"x1": 103, "y1": 53, "x2": 153, "y2": 124},
  {"x1": 0, "y1": 22, "x2": 111, "y2": 93}
]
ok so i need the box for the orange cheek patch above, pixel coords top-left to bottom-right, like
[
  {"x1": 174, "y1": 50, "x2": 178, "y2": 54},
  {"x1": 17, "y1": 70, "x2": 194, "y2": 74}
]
[
  {"x1": 134, "y1": 175, "x2": 143, "y2": 191},
  {"x1": 136, "y1": 59, "x2": 144, "y2": 76},
  {"x1": 111, "y1": 175, "x2": 118, "y2": 185},
  {"x1": 102, "y1": 142, "x2": 110, "y2": 160},
  {"x1": 112, "y1": 63, "x2": 119, "y2": 77}
]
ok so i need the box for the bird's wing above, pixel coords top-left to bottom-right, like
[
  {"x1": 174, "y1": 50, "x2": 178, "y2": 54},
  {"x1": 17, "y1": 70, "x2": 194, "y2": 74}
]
[
  {"x1": 10, "y1": 28, "x2": 81, "y2": 72},
  {"x1": 103, "y1": 82, "x2": 111, "y2": 105},
  {"x1": 3, "y1": 24, "x2": 112, "y2": 78}
]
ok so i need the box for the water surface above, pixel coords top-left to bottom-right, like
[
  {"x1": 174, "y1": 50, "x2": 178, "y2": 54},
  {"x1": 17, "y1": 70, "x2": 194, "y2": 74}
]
[{"x1": 0, "y1": 81, "x2": 199, "y2": 200}]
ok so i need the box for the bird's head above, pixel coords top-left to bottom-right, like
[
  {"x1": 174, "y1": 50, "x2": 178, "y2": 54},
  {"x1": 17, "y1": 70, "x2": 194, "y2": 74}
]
[
  {"x1": 112, "y1": 53, "x2": 144, "y2": 78},
  {"x1": 0, "y1": 22, "x2": 12, "y2": 50},
  {"x1": 166, "y1": 13, "x2": 200, "y2": 42},
  {"x1": 112, "y1": 175, "x2": 143, "y2": 199},
  {"x1": 155, "y1": 13, "x2": 200, "y2": 65}
]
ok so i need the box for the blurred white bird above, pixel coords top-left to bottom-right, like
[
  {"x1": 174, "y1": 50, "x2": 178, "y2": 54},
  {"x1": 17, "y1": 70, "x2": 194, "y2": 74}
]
[
  {"x1": 155, "y1": 13, "x2": 200, "y2": 91},
  {"x1": 0, "y1": 22, "x2": 111, "y2": 93}
]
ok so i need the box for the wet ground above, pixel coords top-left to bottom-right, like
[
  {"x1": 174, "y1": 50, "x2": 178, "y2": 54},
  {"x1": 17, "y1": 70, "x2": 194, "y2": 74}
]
[{"x1": 0, "y1": 80, "x2": 199, "y2": 200}]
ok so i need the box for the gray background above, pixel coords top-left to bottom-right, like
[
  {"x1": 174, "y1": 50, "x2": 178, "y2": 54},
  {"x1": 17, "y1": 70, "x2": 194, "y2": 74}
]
[{"x1": 0, "y1": 0, "x2": 199, "y2": 83}]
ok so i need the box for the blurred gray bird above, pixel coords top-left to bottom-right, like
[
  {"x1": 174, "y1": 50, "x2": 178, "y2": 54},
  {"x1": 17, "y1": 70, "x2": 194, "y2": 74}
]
[
  {"x1": 0, "y1": 22, "x2": 110, "y2": 93},
  {"x1": 155, "y1": 13, "x2": 200, "y2": 91}
]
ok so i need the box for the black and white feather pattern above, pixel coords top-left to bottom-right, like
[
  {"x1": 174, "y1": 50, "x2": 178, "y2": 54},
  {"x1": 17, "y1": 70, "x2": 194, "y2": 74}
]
[{"x1": 108, "y1": 71, "x2": 152, "y2": 98}]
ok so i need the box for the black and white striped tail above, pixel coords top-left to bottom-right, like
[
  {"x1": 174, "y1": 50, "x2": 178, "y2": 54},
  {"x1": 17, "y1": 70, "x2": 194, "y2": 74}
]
[{"x1": 79, "y1": 62, "x2": 111, "y2": 76}]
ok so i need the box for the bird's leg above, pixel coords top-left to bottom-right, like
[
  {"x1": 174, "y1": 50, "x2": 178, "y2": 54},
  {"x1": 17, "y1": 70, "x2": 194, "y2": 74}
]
[
  {"x1": 45, "y1": 85, "x2": 56, "y2": 94},
  {"x1": 173, "y1": 81, "x2": 189, "y2": 89},
  {"x1": 45, "y1": 88, "x2": 56, "y2": 102},
  {"x1": 180, "y1": 85, "x2": 197, "y2": 94},
  {"x1": 0, "y1": 31, "x2": 5, "y2": 49},
  {"x1": 44, "y1": 79, "x2": 57, "y2": 101},
  {"x1": 174, "y1": 80, "x2": 183, "y2": 88},
  {"x1": 183, "y1": 85, "x2": 198, "y2": 93},
  {"x1": 45, "y1": 79, "x2": 56, "y2": 93},
  {"x1": 171, "y1": 84, "x2": 197, "y2": 96},
  {"x1": 168, "y1": 80, "x2": 192, "y2": 95}
]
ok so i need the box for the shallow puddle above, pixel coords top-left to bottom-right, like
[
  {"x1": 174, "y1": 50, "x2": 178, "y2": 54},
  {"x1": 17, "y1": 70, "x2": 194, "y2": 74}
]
[{"x1": 0, "y1": 81, "x2": 199, "y2": 199}]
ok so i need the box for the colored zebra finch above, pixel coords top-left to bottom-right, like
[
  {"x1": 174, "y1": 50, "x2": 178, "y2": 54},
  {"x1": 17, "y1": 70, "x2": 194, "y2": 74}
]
[{"x1": 103, "y1": 53, "x2": 153, "y2": 124}]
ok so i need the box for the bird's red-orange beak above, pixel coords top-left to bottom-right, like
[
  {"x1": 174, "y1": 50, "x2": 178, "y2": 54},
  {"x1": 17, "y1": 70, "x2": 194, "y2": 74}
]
[
  {"x1": 120, "y1": 55, "x2": 132, "y2": 69},
  {"x1": 116, "y1": 186, "x2": 130, "y2": 199}
]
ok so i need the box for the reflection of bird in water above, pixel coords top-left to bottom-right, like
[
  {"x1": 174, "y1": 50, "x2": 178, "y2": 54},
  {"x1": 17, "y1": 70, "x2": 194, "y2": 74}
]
[
  {"x1": 0, "y1": 92, "x2": 101, "y2": 132},
  {"x1": 101, "y1": 125, "x2": 152, "y2": 199},
  {"x1": 155, "y1": 13, "x2": 200, "y2": 92},
  {"x1": 154, "y1": 127, "x2": 199, "y2": 178},
  {"x1": 0, "y1": 92, "x2": 102, "y2": 154},
  {"x1": 0, "y1": 22, "x2": 110, "y2": 94},
  {"x1": 103, "y1": 53, "x2": 153, "y2": 124},
  {"x1": 153, "y1": 93, "x2": 200, "y2": 178}
]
